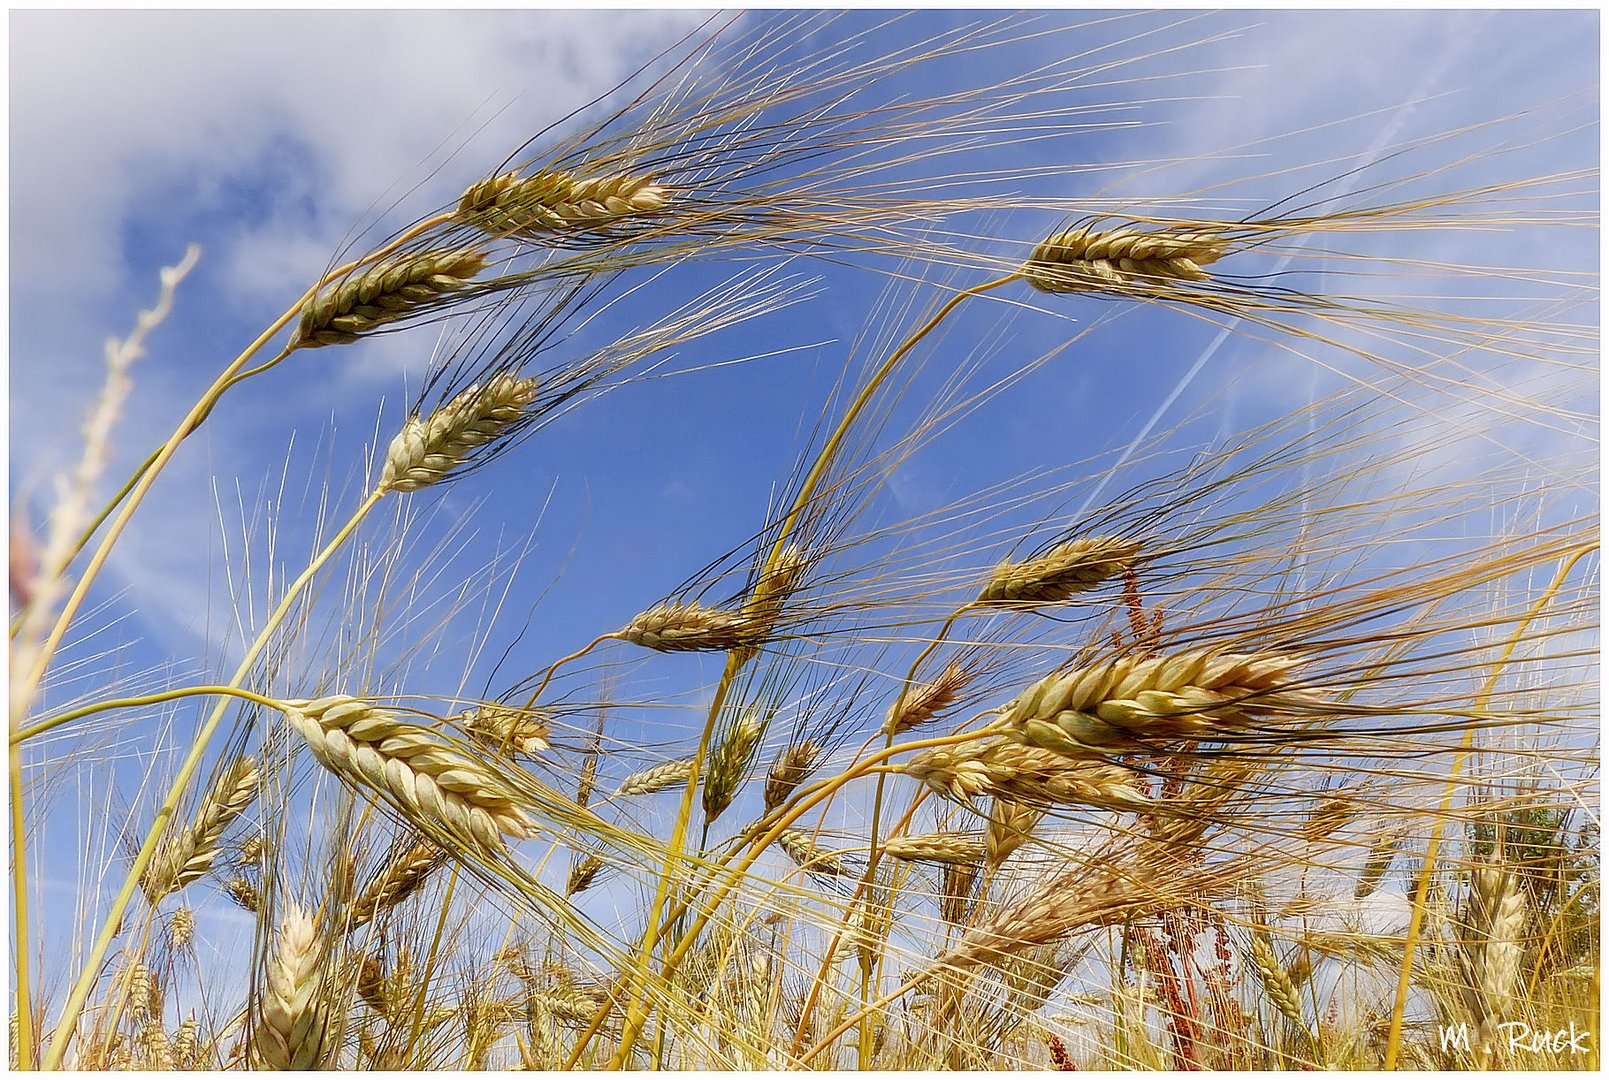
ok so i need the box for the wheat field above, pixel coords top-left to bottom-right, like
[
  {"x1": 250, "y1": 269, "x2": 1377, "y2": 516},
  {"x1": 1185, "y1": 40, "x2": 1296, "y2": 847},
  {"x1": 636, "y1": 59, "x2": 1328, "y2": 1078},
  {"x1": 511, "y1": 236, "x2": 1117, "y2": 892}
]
[{"x1": 8, "y1": 10, "x2": 1598, "y2": 1072}]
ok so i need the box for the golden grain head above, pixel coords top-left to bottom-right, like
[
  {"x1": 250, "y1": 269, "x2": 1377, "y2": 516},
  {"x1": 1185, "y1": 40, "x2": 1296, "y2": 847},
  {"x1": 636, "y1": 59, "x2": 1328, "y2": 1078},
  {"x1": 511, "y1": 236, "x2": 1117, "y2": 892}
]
[
  {"x1": 884, "y1": 658, "x2": 970, "y2": 735},
  {"x1": 903, "y1": 737, "x2": 1152, "y2": 812},
  {"x1": 1021, "y1": 224, "x2": 1228, "y2": 296},
  {"x1": 379, "y1": 373, "x2": 542, "y2": 494},
  {"x1": 290, "y1": 248, "x2": 490, "y2": 350},
  {"x1": 763, "y1": 739, "x2": 823, "y2": 813},
  {"x1": 461, "y1": 703, "x2": 553, "y2": 756},
  {"x1": 1001, "y1": 648, "x2": 1322, "y2": 752},
  {"x1": 282, "y1": 695, "x2": 535, "y2": 855},
  {"x1": 976, "y1": 537, "x2": 1142, "y2": 608},
  {"x1": 457, "y1": 169, "x2": 669, "y2": 238},
  {"x1": 615, "y1": 756, "x2": 697, "y2": 797},
  {"x1": 620, "y1": 601, "x2": 761, "y2": 653}
]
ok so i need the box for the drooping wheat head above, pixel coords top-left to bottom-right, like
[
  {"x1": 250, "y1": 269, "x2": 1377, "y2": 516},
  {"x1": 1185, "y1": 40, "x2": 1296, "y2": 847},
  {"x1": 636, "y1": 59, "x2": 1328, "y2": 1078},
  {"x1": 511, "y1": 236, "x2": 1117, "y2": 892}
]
[
  {"x1": 290, "y1": 248, "x2": 491, "y2": 349},
  {"x1": 281, "y1": 696, "x2": 535, "y2": 855},
  {"x1": 379, "y1": 373, "x2": 542, "y2": 493},
  {"x1": 140, "y1": 756, "x2": 260, "y2": 903}
]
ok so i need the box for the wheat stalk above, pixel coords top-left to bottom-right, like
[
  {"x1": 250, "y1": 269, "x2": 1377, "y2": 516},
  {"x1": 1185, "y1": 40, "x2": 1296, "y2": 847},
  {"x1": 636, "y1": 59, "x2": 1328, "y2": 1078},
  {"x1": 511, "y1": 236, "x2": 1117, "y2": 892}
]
[
  {"x1": 379, "y1": 373, "x2": 541, "y2": 493},
  {"x1": 999, "y1": 648, "x2": 1321, "y2": 752},
  {"x1": 252, "y1": 903, "x2": 330, "y2": 1070},
  {"x1": 289, "y1": 248, "x2": 489, "y2": 349},
  {"x1": 281, "y1": 696, "x2": 535, "y2": 855},
  {"x1": 139, "y1": 757, "x2": 259, "y2": 902},
  {"x1": 458, "y1": 169, "x2": 669, "y2": 238},
  {"x1": 977, "y1": 537, "x2": 1142, "y2": 607},
  {"x1": 1021, "y1": 224, "x2": 1229, "y2": 296}
]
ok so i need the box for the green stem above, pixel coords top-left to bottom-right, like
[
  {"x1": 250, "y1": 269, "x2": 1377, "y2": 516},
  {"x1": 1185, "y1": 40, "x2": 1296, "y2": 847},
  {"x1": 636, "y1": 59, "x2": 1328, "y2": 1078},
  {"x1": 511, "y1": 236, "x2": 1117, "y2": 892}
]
[
  {"x1": 41, "y1": 487, "x2": 387, "y2": 1069},
  {"x1": 14, "y1": 687, "x2": 286, "y2": 745}
]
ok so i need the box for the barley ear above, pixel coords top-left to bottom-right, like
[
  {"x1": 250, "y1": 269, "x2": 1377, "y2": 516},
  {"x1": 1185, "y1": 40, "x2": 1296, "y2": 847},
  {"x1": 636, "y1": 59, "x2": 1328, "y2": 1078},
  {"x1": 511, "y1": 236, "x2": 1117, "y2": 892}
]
[
  {"x1": 976, "y1": 537, "x2": 1141, "y2": 608},
  {"x1": 702, "y1": 710, "x2": 766, "y2": 823},
  {"x1": 619, "y1": 601, "x2": 760, "y2": 653},
  {"x1": 1021, "y1": 224, "x2": 1229, "y2": 296},
  {"x1": 282, "y1": 695, "x2": 535, "y2": 855},
  {"x1": 458, "y1": 169, "x2": 669, "y2": 238},
  {"x1": 141, "y1": 757, "x2": 260, "y2": 902},
  {"x1": 379, "y1": 373, "x2": 541, "y2": 493},
  {"x1": 290, "y1": 248, "x2": 490, "y2": 350},
  {"x1": 616, "y1": 757, "x2": 697, "y2": 797},
  {"x1": 252, "y1": 904, "x2": 332, "y2": 1070},
  {"x1": 763, "y1": 739, "x2": 822, "y2": 813}
]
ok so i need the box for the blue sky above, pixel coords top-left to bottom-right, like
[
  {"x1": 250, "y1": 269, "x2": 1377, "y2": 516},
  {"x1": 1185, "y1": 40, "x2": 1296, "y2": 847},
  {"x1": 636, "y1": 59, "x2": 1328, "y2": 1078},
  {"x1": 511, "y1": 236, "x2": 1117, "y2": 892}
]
[{"x1": 9, "y1": 7, "x2": 1598, "y2": 1053}]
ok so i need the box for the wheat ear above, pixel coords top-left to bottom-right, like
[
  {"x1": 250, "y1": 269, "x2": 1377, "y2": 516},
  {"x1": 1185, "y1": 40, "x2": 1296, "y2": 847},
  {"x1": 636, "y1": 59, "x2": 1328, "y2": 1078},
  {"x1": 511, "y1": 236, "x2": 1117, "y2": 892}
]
[
  {"x1": 458, "y1": 169, "x2": 669, "y2": 237},
  {"x1": 222, "y1": 877, "x2": 260, "y2": 912},
  {"x1": 1249, "y1": 930, "x2": 1306, "y2": 1027},
  {"x1": 252, "y1": 904, "x2": 330, "y2": 1070},
  {"x1": 171, "y1": 1018, "x2": 199, "y2": 1070},
  {"x1": 349, "y1": 839, "x2": 446, "y2": 931},
  {"x1": 733, "y1": 543, "x2": 809, "y2": 666},
  {"x1": 282, "y1": 696, "x2": 535, "y2": 855},
  {"x1": 379, "y1": 373, "x2": 540, "y2": 493},
  {"x1": 904, "y1": 738, "x2": 1152, "y2": 811},
  {"x1": 763, "y1": 739, "x2": 822, "y2": 813},
  {"x1": 619, "y1": 601, "x2": 760, "y2": 653},
  {"x1": 977, "y1": 537, "x2": 1142, "y2": 607},
  {"x1": 566, "y1": 854, "x2": 604, "y2": 896},
  {"x1": 884, "y1": 659, "x2": 970, "y2": 735},
  {"x1": 882, "y1": 831, "x2": 987, "y2": 865},
  {"x1": 616, "y1": 757, "x2": 697, "y2": 797},
  {"x1": 1022, "y1": 225, "x2": 1228, "y2": 296},
  {"x1": 1000, "y1": 648, "x2": 1321, "y2": 752},
  {"x1": 140, "y1": 757, "x2": 259, "y2": 903},
  {"x1": 703, "y1": 710, "x2": 766, "y2": 823},
  {"x1": 460, "y1": 703, "x2": 552, "y2": 756},
  {"x1": 289, "y1": 248, "x2": 489, "y2": 349},
  {"x1": 777, "y1": 829, "x2": 848, "y2": 877},
  {"x1": 986, "y1": 798, "x2": 1043, "y2": 869},
  {"x1": 938, "y1": 860, "x2": 1165, "y2": 971}
]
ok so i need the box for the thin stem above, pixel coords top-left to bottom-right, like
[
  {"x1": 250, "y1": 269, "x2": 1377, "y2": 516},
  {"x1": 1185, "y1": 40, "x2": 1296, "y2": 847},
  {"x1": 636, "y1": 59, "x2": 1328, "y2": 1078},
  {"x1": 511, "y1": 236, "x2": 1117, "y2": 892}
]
[
  {"x1": 41, "y1": 487, "x2": 387, "y2": 1069},
  {"x1": 14, "y1": 687, "x2": 286, "y2": 745},
  {"x1": 855, "y1": 607, "x2": 965, "y2": 1066},
  {"x1": 1381, "y1": 544, "x2": 1593, "y2": 1069},
  {"x1": 519, "y1": 633, "x2": 620, "y2": 714}
]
